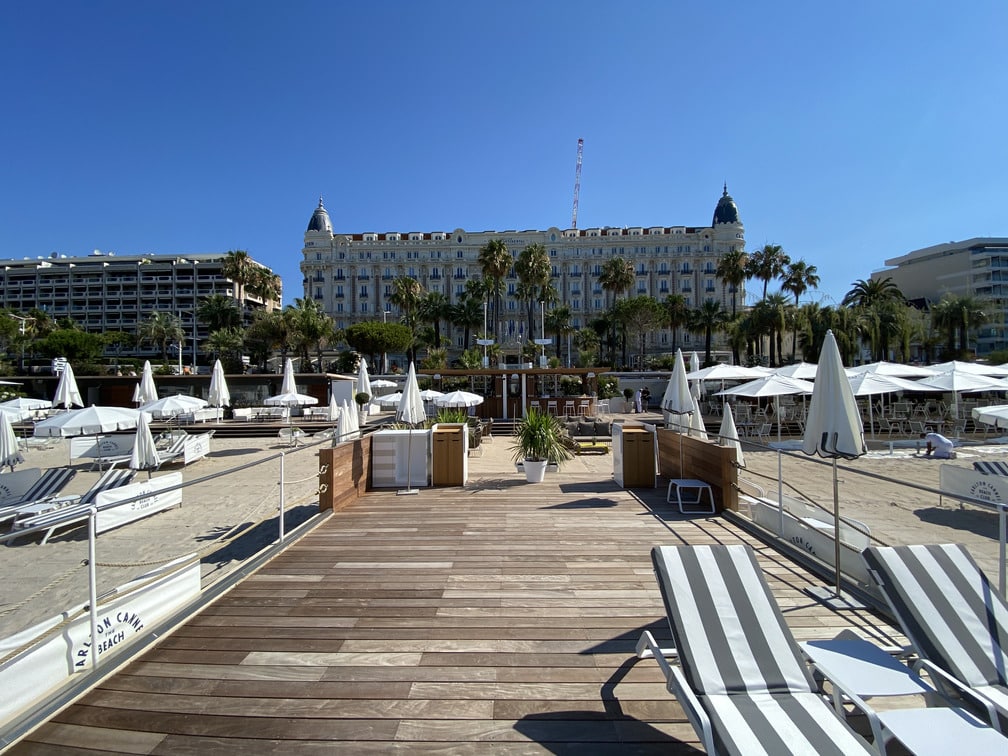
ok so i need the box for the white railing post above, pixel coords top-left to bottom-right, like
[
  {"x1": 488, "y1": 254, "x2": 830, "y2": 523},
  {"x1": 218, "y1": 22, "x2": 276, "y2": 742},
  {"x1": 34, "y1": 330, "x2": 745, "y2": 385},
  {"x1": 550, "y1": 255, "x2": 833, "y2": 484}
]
[
  {"x1": 88, "y1": 506, "x2": 99, "y2": 671},
  {"x1": 777, "y1": 449, "x2": 784, "y2": 537},
  {"x1": 278, "y1": 452, "x2": 286, "y2": 543},
  {"x1": 1000, "y1": 504, "x2": 1006, "y2": 598}
]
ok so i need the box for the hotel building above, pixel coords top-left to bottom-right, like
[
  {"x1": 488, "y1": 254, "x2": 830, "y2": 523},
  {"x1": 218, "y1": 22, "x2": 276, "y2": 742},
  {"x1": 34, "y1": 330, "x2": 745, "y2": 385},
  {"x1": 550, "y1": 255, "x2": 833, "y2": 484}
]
[
  {"x1": 300, "y1": 187, "x2": 746, "y2": 360},
  {"x1": 0, "y1": 251, "x2": 281, "y2": 366},
  {"x1": 874, "y1": 237, "x2": 1008, "y2": 355}
]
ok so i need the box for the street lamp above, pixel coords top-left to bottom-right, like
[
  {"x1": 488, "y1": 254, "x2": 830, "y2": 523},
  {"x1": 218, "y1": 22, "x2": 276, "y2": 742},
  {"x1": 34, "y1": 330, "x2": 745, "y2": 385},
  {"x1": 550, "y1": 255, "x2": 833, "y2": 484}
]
[
  {"x1": 382, "y1": 307, "x2": 389, "y2": 374},
  {"x1": 8, "y1": 314, "x2": 34, "y2": 373},
  {"x1": 533, "y1": 301, "x2": 551, "y2": 369}
]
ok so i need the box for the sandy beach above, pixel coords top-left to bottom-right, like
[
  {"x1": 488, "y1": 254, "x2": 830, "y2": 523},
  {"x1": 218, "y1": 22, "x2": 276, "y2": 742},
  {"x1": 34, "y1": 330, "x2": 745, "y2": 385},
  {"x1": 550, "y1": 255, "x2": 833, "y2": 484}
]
[{"x1": 2, "y1": 415, "x2": 1007, "y2": 641}]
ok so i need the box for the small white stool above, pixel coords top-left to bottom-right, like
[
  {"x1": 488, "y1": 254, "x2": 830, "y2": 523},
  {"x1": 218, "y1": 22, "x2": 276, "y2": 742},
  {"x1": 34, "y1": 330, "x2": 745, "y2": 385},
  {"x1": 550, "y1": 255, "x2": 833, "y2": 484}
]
[{"x1": 666, "y1": 478, "x2": 715, "y2": 514}]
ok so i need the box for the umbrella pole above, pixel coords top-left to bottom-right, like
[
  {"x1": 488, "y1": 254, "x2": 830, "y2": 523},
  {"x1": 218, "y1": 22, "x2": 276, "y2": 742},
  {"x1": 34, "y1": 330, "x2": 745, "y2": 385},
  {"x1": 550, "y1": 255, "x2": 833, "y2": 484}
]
[
  {"x1": 398, "y1": 426, "x2": 419, "y2": 495},
  {"x1": 833, "y1": 457, "x2": 842, "y2": 598}
]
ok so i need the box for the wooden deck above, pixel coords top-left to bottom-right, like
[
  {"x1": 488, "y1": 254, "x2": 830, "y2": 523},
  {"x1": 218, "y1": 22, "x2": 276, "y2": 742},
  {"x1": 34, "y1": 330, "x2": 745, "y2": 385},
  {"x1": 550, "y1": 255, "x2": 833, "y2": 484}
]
[{"x1": 11, "y1": 464, "x2": 903, "y2": 754}]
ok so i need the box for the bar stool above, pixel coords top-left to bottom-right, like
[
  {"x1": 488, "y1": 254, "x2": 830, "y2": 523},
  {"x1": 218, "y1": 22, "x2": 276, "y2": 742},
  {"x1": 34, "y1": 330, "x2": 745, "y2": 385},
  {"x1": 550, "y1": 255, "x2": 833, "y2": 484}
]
[
  {"x1": 596, "y1": 400, "x2": 610, "y2": 418},
  {"x1": 563, "y1": 400, "x2": 575, "y2": 418},
  {"x1": 546, "y1": 400, "x2": 558, "y2": 416},
  {"x1": 578, "y1": 399, "x2": 591, "y2": 417}
]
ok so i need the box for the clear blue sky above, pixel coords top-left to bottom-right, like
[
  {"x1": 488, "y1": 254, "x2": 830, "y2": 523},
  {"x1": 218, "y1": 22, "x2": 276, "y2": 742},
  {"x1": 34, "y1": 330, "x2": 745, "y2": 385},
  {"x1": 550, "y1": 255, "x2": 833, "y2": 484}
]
[{"x1": 2, "y1": 1, "x2": 1004, "y2": 308}]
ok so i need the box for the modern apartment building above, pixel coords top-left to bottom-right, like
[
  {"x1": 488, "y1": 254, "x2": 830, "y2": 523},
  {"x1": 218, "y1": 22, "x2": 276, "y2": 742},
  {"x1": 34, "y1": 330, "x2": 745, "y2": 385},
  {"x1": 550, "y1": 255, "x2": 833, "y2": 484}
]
[
  {"x1": 300, "y1": 187, "x2": 746, "y2": 360},
  {"x1": 874, "y1": 237, "x2": 1008, "y2": 355},
  {"x1": 0, "y1": 251, "x2": 281, "y2": 366}
]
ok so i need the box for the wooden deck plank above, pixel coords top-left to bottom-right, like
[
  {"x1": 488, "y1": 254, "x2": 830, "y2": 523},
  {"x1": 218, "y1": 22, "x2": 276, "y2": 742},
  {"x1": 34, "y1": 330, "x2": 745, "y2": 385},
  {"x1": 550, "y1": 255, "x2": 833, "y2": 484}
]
[{"x1": 10, "y1": 468, "x2": 897, "y2": 753}]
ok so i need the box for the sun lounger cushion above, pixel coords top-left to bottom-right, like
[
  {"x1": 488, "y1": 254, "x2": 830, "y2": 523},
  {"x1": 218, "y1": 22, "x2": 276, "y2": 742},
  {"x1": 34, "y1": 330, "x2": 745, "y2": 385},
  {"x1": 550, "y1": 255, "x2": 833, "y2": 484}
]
[
  {"x1": 974, "y1": 460, "x2": 1008, "y2": 477},
  {"x1": 648, "y1": 544, "x2": 871, "y2": 755},
  {"x1": 863, "y1": 544, "x2": 1008, "y2": 691}
]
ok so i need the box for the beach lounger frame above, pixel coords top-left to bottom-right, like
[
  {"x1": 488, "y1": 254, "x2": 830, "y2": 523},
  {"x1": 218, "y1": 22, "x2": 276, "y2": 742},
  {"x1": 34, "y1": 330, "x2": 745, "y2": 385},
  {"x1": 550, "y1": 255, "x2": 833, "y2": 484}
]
[
  {"x1": 0, "y1": 467, "x2": 77, "y2": 525},
  {"x1": 863, "y1": 543, "x2": 1008, "y2": 732},
  {"x1": 636, "y1": 544, "x2": 874, "y2": 755},
  {"x1": 11, "y1": 468, "x2": 137, "y2": 545}
]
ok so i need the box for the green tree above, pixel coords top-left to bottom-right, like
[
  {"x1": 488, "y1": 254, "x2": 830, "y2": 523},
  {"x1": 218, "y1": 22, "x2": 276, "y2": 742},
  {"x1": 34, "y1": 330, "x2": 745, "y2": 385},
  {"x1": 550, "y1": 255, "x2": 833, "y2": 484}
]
[
  {"x1": 221, "y1": 249, "x2": 256, "y2": 302},
  {"x1": 616, "y1": 296, "x2": 665, "y2": 368},
  {"x1": 689, "y1": 299, "x2": 728, "y2": 365},
  {"x1": 139, "y1": 311, "x2": 184, "y2": 362},
  {"x1": 781, "y1": 259, "x2": 820, "y2": 360},
  {"x1": 477, "y1": 239, "x2": 510, "y2": 341},
  {"x1": 664, "y1": 294, "x2": 691, "y2": 354},
  {"x1": 746, "y1": 244, "x2": 790, "y2": 301},
  {"x1": 448, "y1": 293, "x2": 483, "y2": 352},
  {"x1": 205, "y1": 327, "x2": 245, "y2": 372},
  {"x1": 36, "y1": 328, "x2": 104, "y2": 362},
  {"x1": 515, "y1": 243, "x2": 551, "y2": 337},
  {"x1": 244, "y1": 310, "x2": 289, "y2": 371},
  {"x1": 389, "y1": 276, "x2": 424, "y2": 364},
  {"x1": 599, "y1": 257, "x2": 634, "y2": 365},
  {"x1": 198, "y1": 293, "x2": 242, "y2": 333},
  {"x1": 343, "y1": 321, "x2": 413, "y2": 369},
  {"x1": 287, "y1": 297, "x2": 335, "y2": 371},
  {"x1": 418, "y1": 291, "x2": 450, "y2": 348},
  {"x1": 544, "y1": 305, "x2": 574, "y2": 362},
  {"x1": 715, "y1": 248, "x2": 749, "y2": 317}
]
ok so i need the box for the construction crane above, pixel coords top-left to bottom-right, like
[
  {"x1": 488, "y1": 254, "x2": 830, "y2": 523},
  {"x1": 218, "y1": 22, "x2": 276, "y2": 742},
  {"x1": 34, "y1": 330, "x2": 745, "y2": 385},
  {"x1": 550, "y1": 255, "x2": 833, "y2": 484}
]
[{"x1": 571, "y1": 138, "x2": 583, "y2": 229}]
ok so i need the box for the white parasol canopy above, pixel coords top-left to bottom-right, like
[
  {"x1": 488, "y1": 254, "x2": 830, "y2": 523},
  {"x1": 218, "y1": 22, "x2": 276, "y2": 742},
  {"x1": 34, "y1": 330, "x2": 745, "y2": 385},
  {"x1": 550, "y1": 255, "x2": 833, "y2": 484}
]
[
  {"x1": 435, "y1": 390, "x2": 484, "y2": 408},
  {"x1": 35, "y1": 405, "x2": 147, "y2": 437},
  {"x1": 662, "y1": 349, "x2": 694, "y2": 431},
  {"x1": 137, "y1": 360, "x2": 159, "y2": 404},
  {"x1": 377, "y1": 392, "x2": 404, "y2": 407},
  {"x1": 929, "y1": 360, "x2": 1008, "y2": 377},
  {"x1": 915, "y1": 369, "x2": 1007, "y2": 394},
  {"x1": 420, "y1": 389, "x2": 444, "y2": 401},
  {"x1": 396, "y1": 363, "x2": 426, "y2": 496},
  {"x1": 1, "y1": 397, "x2": 52, "y2": 413},
  {"x1": 690, "y1": 351, "x2": 700, "y2": 374},
  {"x1": 847, "y1": 372, "x2": 941, "y2": 438},
  {"x1": 718, "y1": 403, "x2": 744, "y2": 468},
  {"x1": 801, "y1": 329, "x2": 866, "y2": 600},
  {"x1": 685, "y1": 363, "x2": 768, "y2": 382},
  {"x1": 688, "y1": 394, "x2": 708, "y2": 440},
  {"x1": 0, "y1": 405, "x2": 30, "y2": 423},
  {"x1": 52, "y1": 362, "x2": 83, "y2": 409},
  {"x1": 774, "y1": 362, "x2": 818, "y2": 380},
  {"x1": 973, "y1": 404, "x2": 1008, "y2": 430},
  {"x1": 208, "y1": 359, "x2": 231, "y2": 408},
  {"x1": 848, "y1": 360, "x2": 937, "y2": 378},
  {"x1": 357, "y1": 357, "x2": 372, "y2": 398},
  {"x1": 131, "y1": 383, "x2": 141, "y2": 405},
  {"x1": 140, "y1": 394, "x2": 207, "y2": 420},
  {"x1": 335, "y1": 400, "x2": 351, "y2": 443},
  {"x1": 129, "y1": 412, "x2": 161, "y2": 478},
  {"x1": 264, "y1": 358, "x2": 318, "y2": 408},
  {"x1": 346, "y1": 398, "x2": 359, "y2": 434},
  {"x1": 717, "y1": 374, "x2": 815, "y2": 443},
  {"x1": 370, "y1": 379, "x2": 398, "y2": 389},
  {"x1": 0, "y1": 411, "x2": 25, "y2": 472},
  {"x1": 328, "y1": 392, "x2": 339, "y2": 422}
]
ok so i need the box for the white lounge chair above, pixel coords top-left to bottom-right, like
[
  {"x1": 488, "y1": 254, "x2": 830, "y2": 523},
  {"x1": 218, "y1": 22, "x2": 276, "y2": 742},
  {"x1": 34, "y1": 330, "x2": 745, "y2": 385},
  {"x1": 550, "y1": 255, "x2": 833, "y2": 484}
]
[
  {"x1": 636, "y1": 544, "x2": 874, "y2": 755},
  {"x1": 11, "y1": 468, "x2": 137, "y2": 544},
  {"x1": 0, "y1": 467, "x2": 77, "y2": 525},
  {"x1": 863, "y1": 543, "x2": 1008, "y2": 732}
]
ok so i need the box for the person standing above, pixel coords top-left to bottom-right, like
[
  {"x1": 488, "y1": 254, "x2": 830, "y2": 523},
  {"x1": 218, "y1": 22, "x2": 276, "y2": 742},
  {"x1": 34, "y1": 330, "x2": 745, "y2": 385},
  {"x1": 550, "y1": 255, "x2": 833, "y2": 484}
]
[
  {"x1": 641, "y1": 386, "x2": 651, "y2": 411},
  {"x1": 633, "y1": 388, "x2": 643, "y2": 414}
]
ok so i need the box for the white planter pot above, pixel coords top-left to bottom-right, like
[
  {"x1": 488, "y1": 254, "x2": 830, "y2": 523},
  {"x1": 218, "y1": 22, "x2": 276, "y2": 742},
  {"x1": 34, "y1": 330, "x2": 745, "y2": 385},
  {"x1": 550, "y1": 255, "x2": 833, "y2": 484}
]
[{"x1": 523, "y1": 459, "x2": 549, "y2": 483}]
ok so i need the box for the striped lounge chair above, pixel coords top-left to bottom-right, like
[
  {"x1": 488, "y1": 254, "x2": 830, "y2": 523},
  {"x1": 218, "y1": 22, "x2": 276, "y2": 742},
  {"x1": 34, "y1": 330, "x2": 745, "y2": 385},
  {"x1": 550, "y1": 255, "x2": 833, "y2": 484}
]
[
  {"x1": 973, "y1": 460, "x2": 1008, "y2": 477},
  {"x1": 863, "y1": 544, "x2": 1008, "y2": 732},
  {"x1": 0, "y1": 467, "x2": 77, "y2": 525},
  {"x1": 11, "y1": 468, "x2": 137, "y2": 544},
  {"x1": 636, "y1": 544, "x2": 872, "y2": 755}
]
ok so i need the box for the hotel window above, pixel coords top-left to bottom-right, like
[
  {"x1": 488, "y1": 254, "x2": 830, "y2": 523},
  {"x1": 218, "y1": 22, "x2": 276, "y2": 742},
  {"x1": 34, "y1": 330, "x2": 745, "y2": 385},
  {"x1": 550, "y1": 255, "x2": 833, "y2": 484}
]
[
  {"x1": 314, "y1": 287, "x2": 322, "y2": 299},
  {"x1": 572, "y1": 299, "x2": 580, "y2": 310},
  {"x1": 336, "y1": 303, "x2": 344, "y2": 313},
  {"x1": 361, "y1": 302, "x2": 369, "y2": 313},
  {"x1": 359, "y1": 285, "x2": 368, "y2": 297},
  {"x1": 336, "y1": 285, "x2": 344, "y2": 297},
  {"x1": 384, "y1": 285, "x2": 391, "y2": 297},
  {"x1": 594, "y1": 298, "x2": 602, "y2": 310}
]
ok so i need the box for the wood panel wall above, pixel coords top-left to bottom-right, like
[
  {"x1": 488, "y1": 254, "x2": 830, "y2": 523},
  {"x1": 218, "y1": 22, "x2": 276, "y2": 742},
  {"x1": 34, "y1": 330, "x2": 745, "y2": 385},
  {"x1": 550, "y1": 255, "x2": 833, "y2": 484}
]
[
  {"x1": 656, "y1": 429, "x2": 739, "y2": 512},
  {"x1": 318, "y1": 437, "x2": 372, "y2": 512}
]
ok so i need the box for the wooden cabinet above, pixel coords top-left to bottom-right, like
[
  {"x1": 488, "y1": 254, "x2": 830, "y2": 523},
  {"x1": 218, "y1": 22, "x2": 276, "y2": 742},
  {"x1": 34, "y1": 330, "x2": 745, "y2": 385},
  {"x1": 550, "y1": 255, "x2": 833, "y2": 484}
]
[
  {"x1": 614, "y1": 425, "x2": 656, "y2": 488},
  {"x1": 432, "y1": 425, "x2": 466, "y2": 487}
]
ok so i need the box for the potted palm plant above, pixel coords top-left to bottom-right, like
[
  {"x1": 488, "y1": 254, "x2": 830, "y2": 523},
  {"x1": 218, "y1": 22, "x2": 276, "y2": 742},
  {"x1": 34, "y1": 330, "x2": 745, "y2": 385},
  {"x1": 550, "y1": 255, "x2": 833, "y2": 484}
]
[{"x1": 511, "y1": 406, "x2": 574, "y2": 483}]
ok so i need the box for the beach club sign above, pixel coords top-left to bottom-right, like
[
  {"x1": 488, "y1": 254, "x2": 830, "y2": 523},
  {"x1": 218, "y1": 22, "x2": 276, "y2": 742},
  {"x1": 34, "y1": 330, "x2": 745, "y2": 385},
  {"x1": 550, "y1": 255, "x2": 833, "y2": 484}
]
[
  {"x1": 0, "y1": 468, "x2": 42, "y2": 503},
  {"x1": 940, "y1": 465, "x2": 1008, "y2": 509},
  {"x1": 0, "y1": 554, "x2": 199, "y2": 728},
  {"x1": 95, "y1": 471, "x2": 183, "y2": 533}
]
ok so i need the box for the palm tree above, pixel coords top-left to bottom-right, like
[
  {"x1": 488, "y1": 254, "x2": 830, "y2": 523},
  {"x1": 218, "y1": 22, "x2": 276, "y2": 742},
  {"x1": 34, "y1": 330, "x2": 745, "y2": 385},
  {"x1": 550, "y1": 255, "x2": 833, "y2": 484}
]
[
  {"x1": 139, "y1": 311, "x2": 184, "y2": 362},
  {"x1": 477, "y1": 239, "x2": 510, "y2": 341},
  {"x1": 244, "y1": 310, "x2": 289, "y2": 371},
  {"x1": 389, "y1": 275, "x2": 423, "y2": 363},
  {"x1": 287, "y1": 297, "x2": 335, "y2": 371},
  {"x1": 205, "y1": 326, "x2": 244, "y2": 370},
  {"x1": 690, "y1": 299, "x2": 728, "y2": 365},
  {"x1": 599, "y1": 257, "x2": 634, "y2": 365},
  {"x1": 843, "y1": 277, "x2": 905, "y2": 361},
  {"x1": 746, "y1": 244, "x2": 790, "y2": 301},
  {"x1": 515, "y1": 243, "x2": 551, "y2": 337},
  {"x1": 448, "y1": 294, "x2": 483, "y2": 352},
  {"x1": 418, "y1": 291, "x2": 450, "y2": 348},
  {"x1": 664, "y1": 294, "x2": 690, "y2": 353},
  {"x1": 221, "y1": 250, "x2": 256, "y2": 302},
  {"x1": 544, "y1": 305, "x2": 574, "y2": 362},
  {"x1": 842, "y1": 277, "x2": 904, "y2": 310},
  {"x1": 197, "y1": 293, "x2": 242, "y2": 333},
  {"x1": 781, "y1": 259, "x2": 820, "y2": 360},
  {"x1": 247, "y1": 266, "x2": 282, "y2": 308},
  {"x1": 715, "y1": 248, "x2": 749, "y2": 316}
]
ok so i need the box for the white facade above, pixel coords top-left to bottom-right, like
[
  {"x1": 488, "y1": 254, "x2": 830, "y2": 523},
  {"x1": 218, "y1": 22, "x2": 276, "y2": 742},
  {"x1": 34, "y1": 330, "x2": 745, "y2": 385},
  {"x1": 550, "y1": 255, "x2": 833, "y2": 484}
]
[
  {"x1": 300, "y1": 188, "x2": 746, "y2": 361},
  {"x1": 874, "y1": 237, "x2": 1008, "y2": 354}
]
